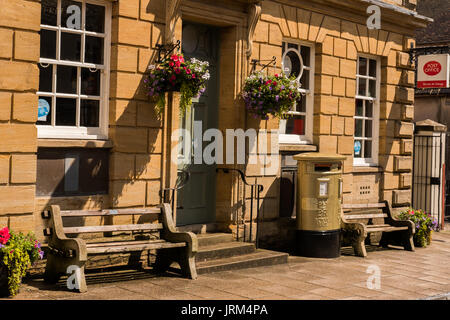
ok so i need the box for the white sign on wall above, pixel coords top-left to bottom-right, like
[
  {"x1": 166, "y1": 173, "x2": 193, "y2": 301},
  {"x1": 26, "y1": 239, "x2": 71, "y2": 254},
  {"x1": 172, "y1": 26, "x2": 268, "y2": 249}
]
[{"x1": 417, "y1": 54, "x2": 450, "y2": 89}]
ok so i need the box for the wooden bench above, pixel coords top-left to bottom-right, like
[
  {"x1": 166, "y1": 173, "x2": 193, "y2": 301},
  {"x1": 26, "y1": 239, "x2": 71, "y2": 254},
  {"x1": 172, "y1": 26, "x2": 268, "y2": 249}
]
[
  {"x1": 340, "y1": 200, "x2": 415, "y2": 257},
  {"x1": 41, "y1": 203, "x2": 197, "y2": 292}
]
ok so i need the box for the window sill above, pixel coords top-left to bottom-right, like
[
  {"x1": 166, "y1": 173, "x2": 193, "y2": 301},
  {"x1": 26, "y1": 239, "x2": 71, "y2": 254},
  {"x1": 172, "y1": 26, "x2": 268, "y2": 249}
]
[
  {"x1": 352, "y1": 165, "x2": 383, "y2": 173},
  {"x1": 279, "y1": 144, "x2": 317, "y2": 152},
  {"x1": 38, "y1": 139, "x2": 113, "y2": 149}
]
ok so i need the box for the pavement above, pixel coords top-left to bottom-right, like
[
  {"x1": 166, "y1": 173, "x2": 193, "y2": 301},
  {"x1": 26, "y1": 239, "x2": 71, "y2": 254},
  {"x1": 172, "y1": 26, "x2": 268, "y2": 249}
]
[{"x1": 4, "y1": 230, "x2": 450, "y2": 300}]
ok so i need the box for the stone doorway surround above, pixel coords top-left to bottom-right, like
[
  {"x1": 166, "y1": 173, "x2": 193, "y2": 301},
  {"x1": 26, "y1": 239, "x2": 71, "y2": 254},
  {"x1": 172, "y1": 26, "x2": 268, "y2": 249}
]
[{"x1": 164, "y1": 1, "x2": 260, "y2": 232}]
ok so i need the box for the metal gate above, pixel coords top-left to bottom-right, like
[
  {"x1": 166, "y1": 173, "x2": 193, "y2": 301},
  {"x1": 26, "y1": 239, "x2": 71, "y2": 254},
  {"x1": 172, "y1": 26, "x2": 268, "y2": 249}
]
[{"x1": 412, "y1": 130, "x2": 446, "y2": 230}]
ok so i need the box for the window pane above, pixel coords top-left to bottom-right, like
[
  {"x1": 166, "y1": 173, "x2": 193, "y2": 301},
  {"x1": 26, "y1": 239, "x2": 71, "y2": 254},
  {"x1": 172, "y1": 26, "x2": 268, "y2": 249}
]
[
  {"x1": 355, "y1": 99, "x2": 363, "y2": 116},
  {"x1": 355, "y1": 119, "x2": 363, "y2": 137},
  {"x1": 85, "y1": 36, "x2": 104, "y2": 64},
  {"x1": 55, "y1": 98, "x2": 76, "y2": 126},
  {"x1": 285, "y1": 115, "x2": 306, "y2": 135},
  {"x1": 41, "y1": 0, "x2": 57, "y2": 26},
  {"x1": 62, "y1": 0, "x2": 82, "y2": 30},
  {"x1": 300, "y1": 69, "x2": 309, "y2": 90},
  {"x1": 80, "y1": 100, "x2": 99, "y2": 127},
  {"x1": 365, "y1": 120, "x2": 372, "y2": 138},
  {"x1": 81, "y1": 68, "x2": 100, "y2": 96},
  {"x1": 300, "y1": 46, "x2": 310, "y2": 67},
  {"x1": 354, "y1": 140, "x2": 362, "y2": 158},
  {"x1": 57, "y1": 65, "x2": 77, "y2": 94},
  {"x1": 364, "y1": 140, "x2": 372, "y2": 158},
  {"x1": 37, "y1": 97, "x2": 52, "y2": 125},
  {"x1": 39, "y1": 64, "x2": 53, "y2": 92},
  {"x1": 283, "y1": 50, "x2": 302, "y2": 79},
  {"x1": 358, "y1": 78, "x2": 366, "y2": 96},
  {"x1": 358, "y1": 57, "x2": 367, "y2": 75},
  {"x1": 86, "y1": 4, "x2": 105, "y2": 33},
  {"x1": 40, "y1": 29, "x2": 57, "y2": 59},
  {"x1": 365, "y1": 101, "x2": 373, "y2": 117},
  {"x1": 369, "y1": 59, "x2": 377, "y2": 77},
  {"x1": 287, "y1": 43, "x2": 299, "y2": 50},
  {"x1": 369, "y1": 79, "x2": 377, "y2": 98},
  {"x1": 61, "y1": 32, "x2": 81, "y2": 61},
  {"x1": 296, "y1": 96, "x2": 306, "y2": 113}
]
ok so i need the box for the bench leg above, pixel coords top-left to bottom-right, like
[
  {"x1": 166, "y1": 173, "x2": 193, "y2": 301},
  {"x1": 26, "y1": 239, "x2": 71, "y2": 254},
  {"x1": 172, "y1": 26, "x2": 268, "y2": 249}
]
[
  {"x1": 353, "y1": 237, "x2": 367, "y2": 257},
  {"x1": 43, "y1": 254, "x2": 63, "y2": 284},
  {"x1": 402, "y1": 231, "x2": 415, "y2": 252},
  {"x1": 179, "y1": 247, "x2": 197, "y2": 280},
  {"x1": 154, "y1": 250, "x2": 173, "y2": 273},
  {"x1": 76, "y1": 266, "x2": 87, "y2": 293},
  {"x1": 379, "y1": 232, "x2": 390, "y2": 248}
]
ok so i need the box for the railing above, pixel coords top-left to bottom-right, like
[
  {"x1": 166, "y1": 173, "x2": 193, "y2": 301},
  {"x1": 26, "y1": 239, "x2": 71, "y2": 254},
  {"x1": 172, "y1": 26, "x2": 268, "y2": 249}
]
[
  {"x1": 161, "y1": 169, "x2": 190, "y2": 215},
  {"x1": 216, "y1": 167, "x2": 264, "y2": 249}
]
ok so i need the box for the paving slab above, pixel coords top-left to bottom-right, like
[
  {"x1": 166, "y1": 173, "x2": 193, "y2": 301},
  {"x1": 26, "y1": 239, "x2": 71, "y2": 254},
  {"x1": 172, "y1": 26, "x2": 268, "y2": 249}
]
[{"x1": 2, "y1": 230, "x2": 450, "y2": 301}]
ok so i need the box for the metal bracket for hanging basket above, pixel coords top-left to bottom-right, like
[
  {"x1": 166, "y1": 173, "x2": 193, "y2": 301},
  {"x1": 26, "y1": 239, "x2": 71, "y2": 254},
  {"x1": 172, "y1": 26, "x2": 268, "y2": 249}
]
[
  {"x1": 251, "y1": 56, "x2": 277, "y2": 73},
  {"x1": 156, "y1": 40, "x2": 181, "y2": 64}
]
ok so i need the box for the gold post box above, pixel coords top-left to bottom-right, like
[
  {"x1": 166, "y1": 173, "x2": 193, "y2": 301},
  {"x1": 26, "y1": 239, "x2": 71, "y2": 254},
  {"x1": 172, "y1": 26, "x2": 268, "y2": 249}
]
[{"x1": 293, "y1": 153, "x2": 346, "y2": 258}]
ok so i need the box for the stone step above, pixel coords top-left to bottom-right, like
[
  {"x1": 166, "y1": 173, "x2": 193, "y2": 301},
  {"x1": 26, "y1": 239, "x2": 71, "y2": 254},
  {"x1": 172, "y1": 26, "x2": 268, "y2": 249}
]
[
  {"x1": 196, "y1": 249, "x2": 289, "y2": 275},
  {"x1": 196, "y1": 242, "x2": 256, "y2": 262},
  {"x1": 196, "y1": 233, "x2": 234, "y2": 247}
]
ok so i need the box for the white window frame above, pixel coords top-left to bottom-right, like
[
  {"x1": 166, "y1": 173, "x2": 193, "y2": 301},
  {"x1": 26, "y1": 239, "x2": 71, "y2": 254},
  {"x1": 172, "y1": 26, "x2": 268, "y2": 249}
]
[
  {"x1": 279, "y1": 41, "x2": 314, "y2": 145},
  {"x1": 354, "y1": 54, "x2": 380, "y2": 166},
  {"x1": 37, "y1": 0, "x2": 111, "y2": 140}
]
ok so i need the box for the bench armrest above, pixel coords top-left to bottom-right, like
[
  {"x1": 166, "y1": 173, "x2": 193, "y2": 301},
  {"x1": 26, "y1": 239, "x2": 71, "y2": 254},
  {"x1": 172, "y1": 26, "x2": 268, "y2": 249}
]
[
  {"x1": 45, "y1": 205, "x2": 87, "y2": 261},
  {"x1": 159, "y1": 203, "x2": 198, "y2": 254},
  {"x1": 383, "y1": 200, "x2": 416, "y2": 235}
]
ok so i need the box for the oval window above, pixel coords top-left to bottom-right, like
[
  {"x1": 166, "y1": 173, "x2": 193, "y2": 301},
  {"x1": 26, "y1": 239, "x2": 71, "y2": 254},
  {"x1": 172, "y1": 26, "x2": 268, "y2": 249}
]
[{"x1": 282, "y1": 48, "x2": 304, "y2": 80}]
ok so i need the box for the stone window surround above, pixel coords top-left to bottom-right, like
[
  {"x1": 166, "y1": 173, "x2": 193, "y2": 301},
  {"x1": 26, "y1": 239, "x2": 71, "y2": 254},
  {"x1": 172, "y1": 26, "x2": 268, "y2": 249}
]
[
  {"x1": 279, "y1": 40, "x2": 315, "y2": 146},
  {"x1": 37, "y1": 0, "x2": 112, "y2": 141},
  {"x1": 354, "y1": 53, "x2": 381, "y2": 167}
]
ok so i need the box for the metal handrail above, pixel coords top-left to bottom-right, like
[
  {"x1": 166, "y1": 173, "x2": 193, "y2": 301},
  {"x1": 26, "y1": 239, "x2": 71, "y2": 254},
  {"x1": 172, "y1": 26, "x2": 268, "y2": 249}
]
[
  {"x1": 161, "y1": 169, "x2": 190, "y2": 214},
  {"x1": 216, "y1": 167, "x2": 264, "y2": 248}
]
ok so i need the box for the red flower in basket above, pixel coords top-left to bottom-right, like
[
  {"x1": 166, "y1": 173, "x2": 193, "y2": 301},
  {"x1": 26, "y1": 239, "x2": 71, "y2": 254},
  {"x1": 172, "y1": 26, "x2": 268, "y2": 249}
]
[{"x1": 0, "y1": 227, "x2": 10, "y2": 245}]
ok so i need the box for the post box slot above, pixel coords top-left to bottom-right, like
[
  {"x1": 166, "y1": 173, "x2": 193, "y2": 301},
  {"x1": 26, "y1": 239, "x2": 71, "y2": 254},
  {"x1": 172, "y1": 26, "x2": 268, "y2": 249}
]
[{"x1": 314, "y1": 164, "x2": 332, "y2": 172}]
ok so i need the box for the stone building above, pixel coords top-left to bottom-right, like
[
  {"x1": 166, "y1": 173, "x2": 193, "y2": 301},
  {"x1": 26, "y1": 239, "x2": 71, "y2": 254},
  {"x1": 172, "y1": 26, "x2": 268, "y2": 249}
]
[{"x1": 0, "y1": 0, "x2": 430, "y2": 255}]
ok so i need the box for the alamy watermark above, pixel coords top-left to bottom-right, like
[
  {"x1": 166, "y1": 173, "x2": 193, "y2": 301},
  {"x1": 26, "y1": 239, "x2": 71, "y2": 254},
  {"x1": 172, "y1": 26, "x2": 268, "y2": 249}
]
[
  {"x1": 367, "y1": 5, "x2": 381, "y2": 30},
  {"x1": 172, "y1": 122, "x2": 280, "y2": 174},
  {"x1": 366, "y1": 264, "x2": 381, "y2": 290}
]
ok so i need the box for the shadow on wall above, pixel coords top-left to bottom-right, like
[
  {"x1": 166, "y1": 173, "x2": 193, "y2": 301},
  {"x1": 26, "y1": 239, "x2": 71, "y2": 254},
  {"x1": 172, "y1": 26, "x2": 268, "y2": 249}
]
[{"x1": 36, "y1": 6, "x2": 166, "y2": 243}]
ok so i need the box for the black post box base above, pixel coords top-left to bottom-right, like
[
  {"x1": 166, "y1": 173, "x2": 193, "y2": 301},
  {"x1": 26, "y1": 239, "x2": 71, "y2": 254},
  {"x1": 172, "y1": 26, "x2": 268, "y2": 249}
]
[{"x1": 295, "y1": 229, "x2": 341, "y2": 258}]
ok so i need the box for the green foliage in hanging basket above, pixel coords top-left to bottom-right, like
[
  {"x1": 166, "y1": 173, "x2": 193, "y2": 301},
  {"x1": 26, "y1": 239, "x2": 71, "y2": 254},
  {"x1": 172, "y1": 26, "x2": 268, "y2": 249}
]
[
  {"x1": 242, "y1": 71, "x2": 303, "y2": 120},
  {"x1": 398, "y1": 208, "x2": 439, "y2": 248},
  {"x1": 144, "y1": 54, "x2": 210, "y2": 118},
  {"x1": 0, "y1": 227, "x2": 44, "y2": 297}
]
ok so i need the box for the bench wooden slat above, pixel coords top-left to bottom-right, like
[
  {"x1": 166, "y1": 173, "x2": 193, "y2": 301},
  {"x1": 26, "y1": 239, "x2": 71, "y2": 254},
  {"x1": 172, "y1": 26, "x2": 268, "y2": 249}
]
[
  {"x1": 60, "y1": 208, "x2": 160, "y2": 217},
  {"x1": 86, "y1": 241, "x2": 186, "y2": 254},
  {"x1": 63, "y1": 223, "x2": 163, "y2": 234},
  {"x1": 366, "y1": 226, "x2": 409, "y2": 233},
  {"x1": 86, "y1": 240, "x2": 165, "y2": 248},
  {"x1": 342, "y1": 203, "x2": 386, "y2": 209},
  {"x1": 344, "y1": 213, "x2": 388, "y2": 219}
]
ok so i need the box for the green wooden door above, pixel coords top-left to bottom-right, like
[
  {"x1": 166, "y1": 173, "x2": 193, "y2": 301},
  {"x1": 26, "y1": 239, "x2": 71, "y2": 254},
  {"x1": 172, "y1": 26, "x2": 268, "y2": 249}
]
[{"x1": 176, "y1": 23, "x2": 220, "y2": 226}]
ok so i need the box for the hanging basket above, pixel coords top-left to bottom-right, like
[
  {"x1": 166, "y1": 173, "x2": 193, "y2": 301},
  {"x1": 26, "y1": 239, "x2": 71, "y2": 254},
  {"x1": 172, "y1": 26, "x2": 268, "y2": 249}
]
[
  {"x1": 0, "y1": 255, "x2": 9, "y2": 297},
  {"x1": 242, "y1": 72, "x2": 302, "y2": 120},
  {"x1": 144, "y1": 54, "x2": 210, "y2": 118}
]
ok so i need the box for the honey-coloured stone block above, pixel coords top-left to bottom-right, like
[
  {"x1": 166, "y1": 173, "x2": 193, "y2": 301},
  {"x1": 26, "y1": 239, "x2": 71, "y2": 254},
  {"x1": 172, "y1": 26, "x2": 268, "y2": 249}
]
[
  {"x1": 394, "y1": 156, "x2": 412, "y2": 172},
  {"x1": 11, "y1": 154, "x2": 36, "y2": 184}
]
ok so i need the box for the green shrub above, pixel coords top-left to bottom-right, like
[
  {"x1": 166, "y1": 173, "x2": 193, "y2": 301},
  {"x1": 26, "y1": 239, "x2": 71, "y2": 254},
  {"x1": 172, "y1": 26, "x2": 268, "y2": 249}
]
[
  {"x1": 0, "y1": 227, "x2": 44, "y2": 297},
  {"x1": 398, "y1": 208, "x2": 438, "y2": 247}
]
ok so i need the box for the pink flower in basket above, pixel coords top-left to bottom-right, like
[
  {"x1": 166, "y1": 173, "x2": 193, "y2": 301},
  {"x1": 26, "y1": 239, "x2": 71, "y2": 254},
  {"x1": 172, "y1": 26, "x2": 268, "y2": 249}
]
[{"x1": 0, "y1": 227, "x2": 10, "y2": 245}]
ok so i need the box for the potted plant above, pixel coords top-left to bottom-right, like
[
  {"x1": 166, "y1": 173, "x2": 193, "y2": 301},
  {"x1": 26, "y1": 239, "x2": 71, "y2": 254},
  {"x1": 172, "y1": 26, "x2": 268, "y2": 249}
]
[
  {"x1": 398, "y1": 208, "x2": 439, "y2": 248},
  {"x1": 241, "y1": 71, "x2": 302, "y2": 120},
  {"x1": 144, "y1": 54, "x2": 210, "y2": 118},
  {"x1": 0, "y1": 227, "x2": 44, "y2": 297}
]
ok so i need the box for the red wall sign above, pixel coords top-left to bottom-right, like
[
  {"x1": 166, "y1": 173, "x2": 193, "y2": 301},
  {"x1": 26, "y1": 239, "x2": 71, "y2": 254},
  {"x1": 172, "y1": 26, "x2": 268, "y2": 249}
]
[
  {"x1": 423, "y1": 61, "x2": 442, "y2": 76},
  {"x1": 417, "y1": 54, "x2": 449, "y2": 89}
]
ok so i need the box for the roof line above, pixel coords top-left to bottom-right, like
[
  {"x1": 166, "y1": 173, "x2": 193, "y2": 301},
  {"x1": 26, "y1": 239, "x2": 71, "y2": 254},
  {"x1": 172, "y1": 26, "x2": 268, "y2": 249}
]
[{"x1": 359, "y1": 0, "x2": 433, "y2": 23}]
